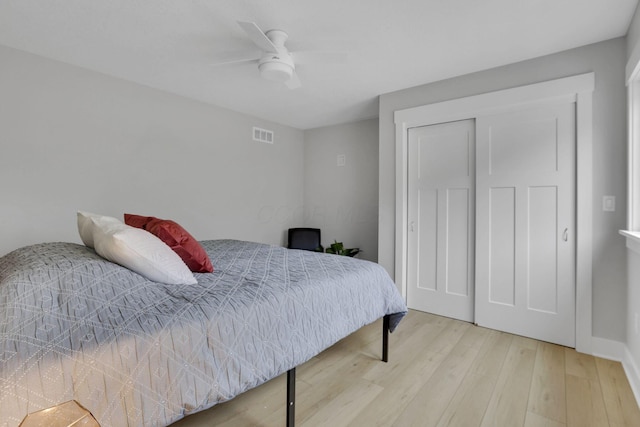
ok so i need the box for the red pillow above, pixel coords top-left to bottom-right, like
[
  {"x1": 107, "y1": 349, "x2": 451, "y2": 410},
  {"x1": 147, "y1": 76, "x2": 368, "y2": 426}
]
[{"x1": 124, "y1": 214, "x2": 214, "y2": 273}]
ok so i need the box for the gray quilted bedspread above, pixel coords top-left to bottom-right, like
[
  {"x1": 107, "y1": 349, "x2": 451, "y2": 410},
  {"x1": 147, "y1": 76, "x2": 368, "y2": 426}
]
[{"x1": 0, "y1": 240, "x2": 406, "y2": 426}]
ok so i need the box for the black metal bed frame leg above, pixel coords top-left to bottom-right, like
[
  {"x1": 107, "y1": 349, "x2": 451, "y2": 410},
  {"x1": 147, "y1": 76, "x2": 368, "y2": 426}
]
[
  {"x1": 382, "y1": 315, "x2": 390, "y2": 363},
  {"x1": 284, "y1": 316, "x2": 389, "y2": 426},
  {"x1": 286, "y1": 367, "x2": 295, "y2": 427}
]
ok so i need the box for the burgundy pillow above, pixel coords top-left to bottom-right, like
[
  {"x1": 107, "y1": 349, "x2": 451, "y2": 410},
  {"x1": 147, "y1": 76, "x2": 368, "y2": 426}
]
[{"x1": 124, "y1": 214, "x2": 214, "y2": 273}]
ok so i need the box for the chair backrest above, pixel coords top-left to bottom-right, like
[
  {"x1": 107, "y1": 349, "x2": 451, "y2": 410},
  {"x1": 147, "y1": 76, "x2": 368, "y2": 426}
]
[{"x1": 287, "y1": 228, "x2": 322, "y2": 251}]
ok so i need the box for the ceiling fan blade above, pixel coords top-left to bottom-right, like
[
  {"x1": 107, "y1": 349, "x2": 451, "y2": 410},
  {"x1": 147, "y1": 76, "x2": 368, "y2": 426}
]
[
  {"x1": 285, "y1": 71, "x2": 302, "y2": 90},
  {"x1": 292, "y1": 51, "x2": 348, "y2": 65},
  {"x1": 210, "y1": 51, "x2": 260, "y2": 67},
  {"x1": 238, "y1": 21, "x2": 278, "y2": 53}
]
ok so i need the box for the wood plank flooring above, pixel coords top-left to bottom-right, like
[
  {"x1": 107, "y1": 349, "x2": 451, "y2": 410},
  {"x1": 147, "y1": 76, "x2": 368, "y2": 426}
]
[{"x1": 172, "y1": 310, "x2": 640, "y2": 427}]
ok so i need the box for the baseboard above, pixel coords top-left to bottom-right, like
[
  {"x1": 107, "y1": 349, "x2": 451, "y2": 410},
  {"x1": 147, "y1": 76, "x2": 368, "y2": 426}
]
[
  {"x1": 591, "y1": 336, "x2": 625, "y2": 361},
  {"x1": 591, "y1": 337, "x2": 640, "y2": 408},
  {"x1": 623, "y1": 346, "x2": 640, "y2": 409}
]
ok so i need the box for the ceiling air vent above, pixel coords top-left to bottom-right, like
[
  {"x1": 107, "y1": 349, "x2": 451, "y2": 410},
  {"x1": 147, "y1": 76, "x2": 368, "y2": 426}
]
[{"x1": 253, "y1": 127, "x2": 274, "y2": 144}]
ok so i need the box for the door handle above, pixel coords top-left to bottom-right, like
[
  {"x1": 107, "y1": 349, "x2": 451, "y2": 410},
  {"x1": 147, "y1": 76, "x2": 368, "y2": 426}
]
[
  {"x1": 563, "y1": 228, "x2": 568, "y2": 242},
  {"x1": 410, "y1": 221, "x2": 415, "y2": 232}
]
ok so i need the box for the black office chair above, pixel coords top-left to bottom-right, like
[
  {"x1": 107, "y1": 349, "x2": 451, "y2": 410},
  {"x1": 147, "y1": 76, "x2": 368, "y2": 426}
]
[{"x1": 287, "y1": 228, "x2": 323, "y2": 252}]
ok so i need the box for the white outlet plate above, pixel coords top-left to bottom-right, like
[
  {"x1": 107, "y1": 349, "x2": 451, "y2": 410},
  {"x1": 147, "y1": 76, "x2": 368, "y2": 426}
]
[{"x1": 337, "y1": 154, "x2": 346, "y2": 167}]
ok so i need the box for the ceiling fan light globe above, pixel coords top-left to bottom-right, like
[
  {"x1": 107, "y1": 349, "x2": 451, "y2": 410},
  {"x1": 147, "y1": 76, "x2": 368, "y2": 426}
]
[{"x1": 259, "y1": 61, "x2": 293, "y2": 82}]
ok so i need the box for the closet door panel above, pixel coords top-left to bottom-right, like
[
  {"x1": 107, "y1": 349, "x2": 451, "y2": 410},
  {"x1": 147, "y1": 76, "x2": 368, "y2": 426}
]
[
  {"x1": 475, "y1": 103, "x2": 576, "y2": 347},
  {"x1": 407, "y1": 119, "x2": 475, "y2": 322}
]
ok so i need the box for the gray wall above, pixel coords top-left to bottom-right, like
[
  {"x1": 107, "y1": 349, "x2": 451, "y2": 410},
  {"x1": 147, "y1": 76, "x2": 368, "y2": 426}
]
[
  {"x1": 628, "y1": 2, "x2": 640, "y2": 59},
  {"x1": 625, "y1": 3, "x2": 640, "y2": 384},
  {"x1": 0, "y1": 45, "x2": 305, "y2": 256},
  {"x1": 379, "y1": 38, "x2": 628, "y2": 342},
  {"x1": 627, "y1": 250, "x2": 640, "y2": 375},
  {"x1": 303, "y1": 119, "x2": 379, "y2": 262}
]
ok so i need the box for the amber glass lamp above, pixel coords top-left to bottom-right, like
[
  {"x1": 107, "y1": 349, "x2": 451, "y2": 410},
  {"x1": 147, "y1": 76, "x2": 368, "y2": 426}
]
[{"x1": 19, "y1": 400, "x2": 99, "y2": 427}]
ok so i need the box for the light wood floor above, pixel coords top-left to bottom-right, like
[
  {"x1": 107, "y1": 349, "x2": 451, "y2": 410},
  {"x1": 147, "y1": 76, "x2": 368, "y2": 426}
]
[{"x1": 172, "y1": 310, "x2": 640, "y2": 427}]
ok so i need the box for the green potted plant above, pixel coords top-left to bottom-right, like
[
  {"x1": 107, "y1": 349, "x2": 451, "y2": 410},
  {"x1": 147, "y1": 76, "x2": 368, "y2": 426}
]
[{"x1": 325, "y1": 240, "x2": 360, "y2": 257}]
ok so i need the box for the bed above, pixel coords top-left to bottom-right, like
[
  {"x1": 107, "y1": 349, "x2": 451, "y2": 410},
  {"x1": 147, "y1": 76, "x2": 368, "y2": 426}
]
[{"x1": 0, "y1": 239, "x2": 407, "y2": 426}]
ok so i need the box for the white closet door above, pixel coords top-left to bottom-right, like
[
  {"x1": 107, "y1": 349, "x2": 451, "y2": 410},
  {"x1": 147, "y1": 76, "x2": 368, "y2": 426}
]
[
  {"x1": 475, "y1": 103, "x2": 576, "y2": 347},
  {"x1": 407, "y1": 120, "x2": 475, "y2": 322}
]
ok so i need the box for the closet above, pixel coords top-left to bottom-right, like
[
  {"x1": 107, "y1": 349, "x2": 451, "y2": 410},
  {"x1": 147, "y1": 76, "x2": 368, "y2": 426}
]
[{"x1": 406, "y1": 102, "x2": 576, "y2": 347}]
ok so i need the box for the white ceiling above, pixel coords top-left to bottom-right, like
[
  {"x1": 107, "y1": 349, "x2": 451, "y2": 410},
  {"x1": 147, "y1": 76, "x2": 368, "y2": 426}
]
[{"x1": 0, "y1": 0, "x2": 637, "y2": 130}]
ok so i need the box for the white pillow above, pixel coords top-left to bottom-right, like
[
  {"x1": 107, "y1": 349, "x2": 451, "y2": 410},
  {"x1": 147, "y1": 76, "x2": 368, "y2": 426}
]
[
  {"x1": 77, "y1": 211, "x2": 197, "y2": 285},
  {"x1": 77, "y1": 211, "x2": 120, "y2": 248}
]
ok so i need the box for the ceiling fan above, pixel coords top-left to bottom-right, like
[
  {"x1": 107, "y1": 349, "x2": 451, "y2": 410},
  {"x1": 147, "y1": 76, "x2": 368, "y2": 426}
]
[{"x1": 211, "y1": 21, "x2": 344, "y2": 90}]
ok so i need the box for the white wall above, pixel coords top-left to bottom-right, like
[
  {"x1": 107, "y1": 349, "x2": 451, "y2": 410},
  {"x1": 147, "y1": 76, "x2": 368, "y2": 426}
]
[
  {"x1": 0, "y1": 45, "x2": 305, "y2": 256},
  {"x1": 379, "y1": 38, "x2": 628, "y2": 343},
  {"x1": 303, "y1": 119, "x2": 379, "y2": 262}
]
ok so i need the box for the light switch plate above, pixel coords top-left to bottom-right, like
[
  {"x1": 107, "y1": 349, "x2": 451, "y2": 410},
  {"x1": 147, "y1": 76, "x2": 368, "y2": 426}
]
[{"x1": 603, "y1": 195, "x2": 615, "y2": 212}]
